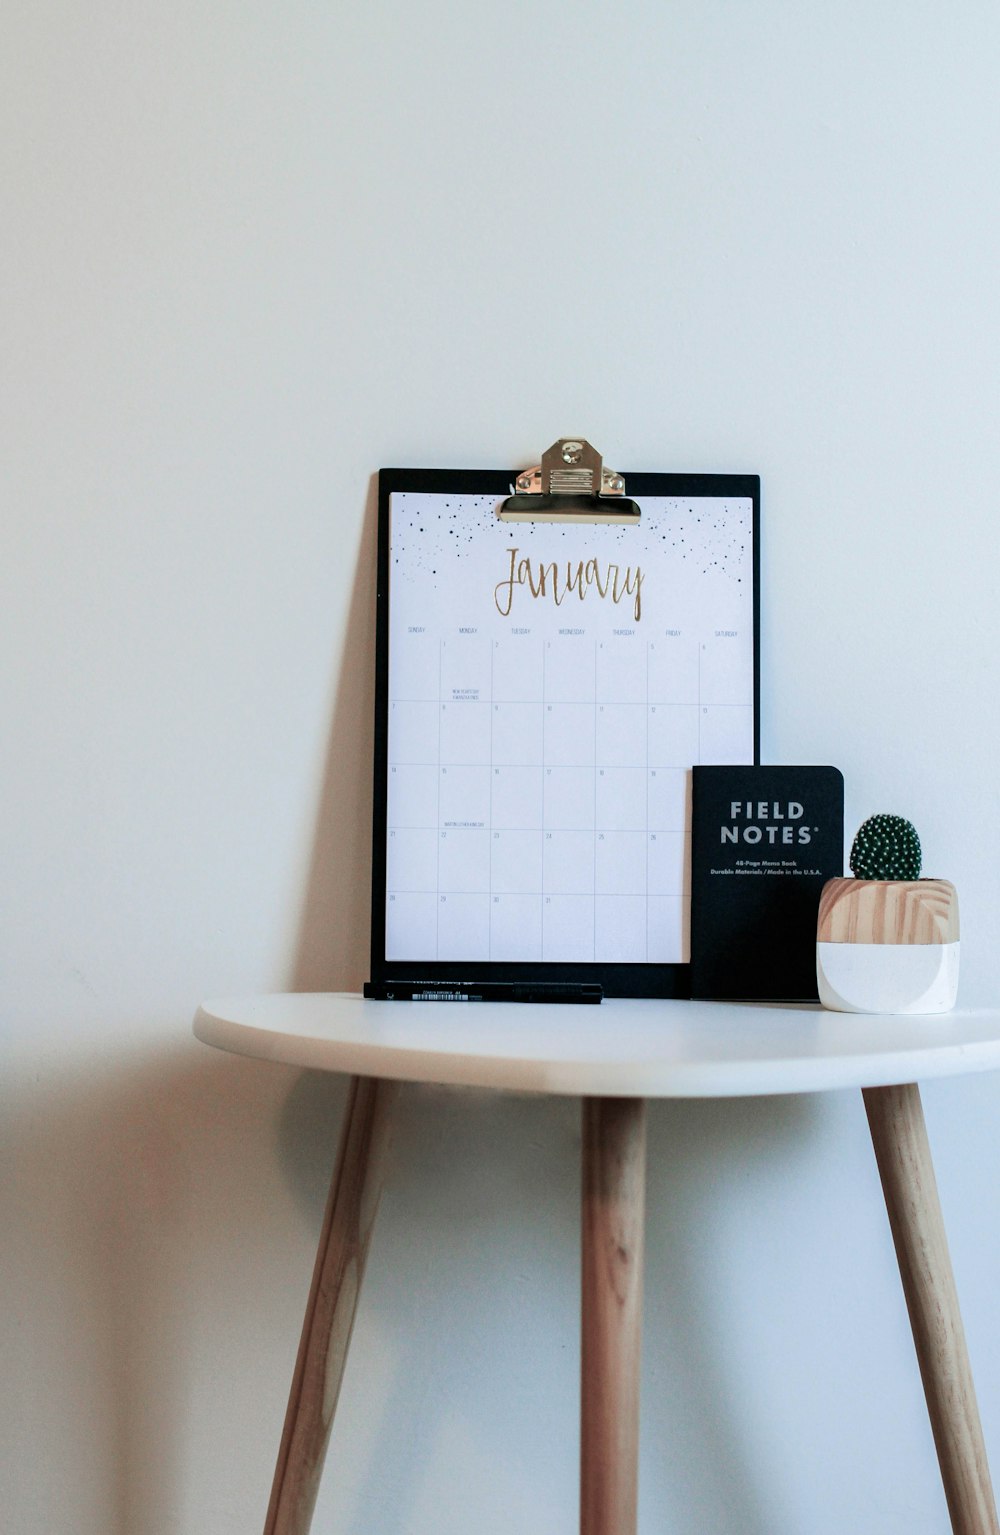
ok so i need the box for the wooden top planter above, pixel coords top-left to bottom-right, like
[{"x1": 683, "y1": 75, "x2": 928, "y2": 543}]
[{"x1": 818, "y1": 879, "x2": 959, "y2": 947}]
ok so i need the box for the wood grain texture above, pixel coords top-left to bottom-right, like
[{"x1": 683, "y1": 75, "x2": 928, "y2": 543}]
[
  {"x1": 264, "y1": 1075, "x2": 397, "y2": 1535},
  {"x1": 581, "y1": 1097, "x2": 646, "y2": 1535},
  {"x1": 818, "y1": 879, "x2": 959, "y2": 945},
  {"x1": 864, "y1": 1083, "x2": 998, "y2": 1535}
]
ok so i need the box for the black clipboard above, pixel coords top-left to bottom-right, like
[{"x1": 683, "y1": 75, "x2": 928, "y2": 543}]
[{"x1": 366, "y1": 443, "x2": 760, "y2": 1001}]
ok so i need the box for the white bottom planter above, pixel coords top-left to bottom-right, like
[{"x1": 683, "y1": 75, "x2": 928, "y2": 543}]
[{"x1": 817, "y1": 940, "x2": 960, "y2": 1015}]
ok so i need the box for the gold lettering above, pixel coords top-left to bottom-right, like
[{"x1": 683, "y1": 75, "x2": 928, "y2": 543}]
[
  {"x1": 526, "y1": 561, "x2": 563, "y2": 602},
  {"x1": 494, "y1": 552, "x2": 646, "y2": 621},
  {"x1": 524, "y1": 558, "x2": 545, "y2": 598},
  {"x1": 544, "y1": 562, "x2": 566, "y2": 605},
  {"x1": 623, "y1": 567, "x2": 643, "y2": 621},
  {"x1": 494, "y1": 548, "x2": 518, "y2": 616},
  {"x1": 585, "y1": 558, "x2": 609, "y2": 598}
]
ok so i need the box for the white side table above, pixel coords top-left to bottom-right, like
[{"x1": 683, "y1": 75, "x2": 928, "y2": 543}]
[{"x1": 194, "y1": 995, "x2": 1000, "y2": 1535}]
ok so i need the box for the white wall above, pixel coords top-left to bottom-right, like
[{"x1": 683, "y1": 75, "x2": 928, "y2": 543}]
[{"x1": 4, "y1": 3, "x2": 1000, "y2": 1531}]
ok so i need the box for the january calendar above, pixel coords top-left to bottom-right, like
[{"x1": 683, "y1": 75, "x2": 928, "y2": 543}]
[{"x1": 367, "y1": 468, "x2": 759, "y2": 998}]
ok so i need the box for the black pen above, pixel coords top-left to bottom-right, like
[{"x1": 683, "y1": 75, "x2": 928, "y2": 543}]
[{"x1": 364, "y1": 981, "x2": 602, "y2": 1004}]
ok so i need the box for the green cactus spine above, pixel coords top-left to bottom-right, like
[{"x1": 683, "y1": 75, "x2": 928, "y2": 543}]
[{"x1": 849, "y1": 814, "x2": 922, "y2": 881}]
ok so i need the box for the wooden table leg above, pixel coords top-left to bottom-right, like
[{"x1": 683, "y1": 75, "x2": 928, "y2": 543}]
[
  {"x1": 864, "y1": 1082, "x2": 999, "y2": 1535},
  {"x1": 263, "y1": 1074, "x2": 397, "y2": 1535},
  {"x1": 581, "y1": 1096, "x2": 647, "y2": 1535}
]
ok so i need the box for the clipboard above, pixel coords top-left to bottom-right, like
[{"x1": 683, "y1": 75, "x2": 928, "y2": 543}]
[{"x1": 365, "y1": 440, "x2": 760, "y2": 1001}]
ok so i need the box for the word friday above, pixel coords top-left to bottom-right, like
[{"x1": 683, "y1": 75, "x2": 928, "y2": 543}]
[{"x1": 494, "y1": 549, "x2": 644, "y2": 621}]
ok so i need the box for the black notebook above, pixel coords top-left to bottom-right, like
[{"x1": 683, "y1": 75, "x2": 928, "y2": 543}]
[{"x1": 690, "y1": 765, "x2": 844, "y2": 1001}]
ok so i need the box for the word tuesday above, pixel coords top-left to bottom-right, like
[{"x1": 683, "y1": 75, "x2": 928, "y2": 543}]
[{"x1": 493, "y1": 548, "x2": 644, "y2": 621}]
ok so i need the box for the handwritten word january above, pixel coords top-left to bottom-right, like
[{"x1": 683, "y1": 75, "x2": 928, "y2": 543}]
[{"x1": 494, "y1": 549, "x2": 644, "y2": 621}]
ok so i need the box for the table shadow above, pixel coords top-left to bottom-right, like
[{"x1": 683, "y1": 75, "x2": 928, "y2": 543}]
[
  {"x1": 6, "y1": 1042, "x2": 302, "y2": 1535},
  {"x1": 275, "y1": 1071, "x2": 819, "y2": 1534}
]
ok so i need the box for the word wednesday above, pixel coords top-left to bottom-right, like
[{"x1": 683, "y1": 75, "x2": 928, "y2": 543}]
[{"x1": 494, "y1": 548, "x2": 644, "y2": 621}]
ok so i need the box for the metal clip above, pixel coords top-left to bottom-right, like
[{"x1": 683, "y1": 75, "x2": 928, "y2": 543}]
[{"x1": 498, "y1": 438, "x2": 640, "y2": 522}]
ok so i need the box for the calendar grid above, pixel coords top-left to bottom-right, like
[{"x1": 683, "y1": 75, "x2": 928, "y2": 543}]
[
  {"x1": 381, "y1": 488, "x2": 756, "y2": 972},
  {"x1": 384, "y1": 633, "x2": 755, "y2": 963},
  {"x1": 435, "y1": 638, "x2": 442, "y2": 960},
  {"x1": 645, "y1": 638, "x2": 654, "y2": 957},
  {"x1": 488, "y1": 639, "x2": 494, "y2": 960},
  {"x1": 592, "y1": 638, "x2": 598, "y2": 963}
]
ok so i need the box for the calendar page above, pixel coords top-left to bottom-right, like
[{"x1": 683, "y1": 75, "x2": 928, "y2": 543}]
[{"x1": 380, "y1": 487, "x2": 755, "y2": 972}]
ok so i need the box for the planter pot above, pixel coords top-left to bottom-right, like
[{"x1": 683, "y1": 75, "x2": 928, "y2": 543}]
[{"x1": 816, "y1": 878, "x2": 959, "y2": 1014}]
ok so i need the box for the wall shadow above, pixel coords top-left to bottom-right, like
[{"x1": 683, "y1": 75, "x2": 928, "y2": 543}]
[
  {"x1": 5, "y1": 1041, "x2": 307, "y2": 1535},
  {"x1": 291, "y1": 474, "x2": 379, "y2": 993},
  {"x1": 641, "y1": 1092, "x2": 819, "y2": 1532},
  {"x1": 272, "y1": 1072, "x2": 819, "y2": 1534}
]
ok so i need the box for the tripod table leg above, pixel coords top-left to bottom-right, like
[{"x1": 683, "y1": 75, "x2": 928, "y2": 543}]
[
  {"x1": 864, "y1": 1082, "x2": 999, "y2": 1535},
  {"x1": 264, "y1": 1074, "x2": 397, "y2": 1535},
  {"x1": 581, "y1": 1096, "x2": 647, "y2": 1535}
]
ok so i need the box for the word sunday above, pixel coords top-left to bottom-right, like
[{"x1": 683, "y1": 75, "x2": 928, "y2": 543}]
[{"x1": 493, "y1": 549, "x2": 644, "y2": 621}]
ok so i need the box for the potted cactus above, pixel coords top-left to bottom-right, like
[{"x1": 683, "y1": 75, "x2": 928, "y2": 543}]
[{"x1": 816, "y1": 814, "x2": 959, "y2": 1014}]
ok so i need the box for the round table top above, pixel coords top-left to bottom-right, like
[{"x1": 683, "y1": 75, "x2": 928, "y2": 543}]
[{"x1": 193, "y1": 993, "x2": 1000, "y2": 1098}]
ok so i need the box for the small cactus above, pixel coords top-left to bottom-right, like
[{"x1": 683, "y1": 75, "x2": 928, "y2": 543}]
[{"x1": 849, "y1": 814, "x2": 922, "y2": 881}]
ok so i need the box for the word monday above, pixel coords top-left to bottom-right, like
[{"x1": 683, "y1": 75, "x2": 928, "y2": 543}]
[
  {"x1": 722, "y1": 801, "x2": 812, "y2": 845},
  {"x1": 494, "y1": 549, "x2": 644, "y2": 621}
]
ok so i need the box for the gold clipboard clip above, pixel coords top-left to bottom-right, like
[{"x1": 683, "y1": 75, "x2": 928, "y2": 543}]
[{"x1": 498, "y1": 438, "x2": 640, "y2": 523}]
